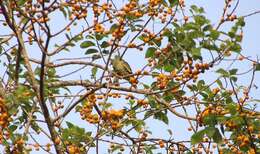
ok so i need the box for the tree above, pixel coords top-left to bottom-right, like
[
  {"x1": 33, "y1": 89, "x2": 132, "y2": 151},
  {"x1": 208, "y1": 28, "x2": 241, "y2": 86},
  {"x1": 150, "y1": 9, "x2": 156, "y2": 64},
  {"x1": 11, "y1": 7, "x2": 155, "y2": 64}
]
[{"x1": 0, "y1": 0, "x2": 260, "y2": 153}]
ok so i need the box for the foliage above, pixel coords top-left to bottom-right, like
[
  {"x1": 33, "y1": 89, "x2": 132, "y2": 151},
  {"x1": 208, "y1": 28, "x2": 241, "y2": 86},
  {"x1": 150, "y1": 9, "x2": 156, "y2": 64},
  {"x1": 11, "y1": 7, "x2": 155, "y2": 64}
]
[{"x1": 0, "y1": 0, "x2": 260, "y2": 153}]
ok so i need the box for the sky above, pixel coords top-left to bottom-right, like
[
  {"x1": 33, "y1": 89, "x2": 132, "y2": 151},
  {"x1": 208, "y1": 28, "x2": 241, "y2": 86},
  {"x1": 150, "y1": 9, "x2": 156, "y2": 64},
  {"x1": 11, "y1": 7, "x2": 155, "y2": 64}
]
[{"x1": 0, "y1": 0, "x2": 260, "y2": 153}]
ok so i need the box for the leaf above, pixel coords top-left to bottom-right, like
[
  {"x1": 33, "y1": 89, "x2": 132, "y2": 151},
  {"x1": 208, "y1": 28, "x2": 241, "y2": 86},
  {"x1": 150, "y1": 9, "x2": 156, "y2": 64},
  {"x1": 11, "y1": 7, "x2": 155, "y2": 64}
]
[
  {"x1": 102, "y1": 49, "x2": 109, "y2": 54},
  {"x1": 91, "y1": 67, "x2": 98, "y2": 79},
  {"x1": 100, "y1": 41, "x2": 110, "y2": 48},
  {"x1": 85, "y1": 48, "x2": 98, "y2": 55},
  {"x1": 191, "y1": 48, "x2": 201, "y2": 58},
  {"x1": 154, "y1": 112, "x2": 169, "y2": 124},
  {"x1": 204, "y1": 127, "x2": 216, "y2": 138},
  {"x1": 227, "y1": 103, "x2": 237, "y2": 115},
  {"x1": 168, "y1": 0, "x2": 178, "y2": 6},
  {"x1": 66, "y1": 121, "x2": 74, "y2": 128},
  {"x1": 95, "y1": 34, "x2": 105, "y2": 40},
  {"x1": 212, "y1": 128, "x2": 223, "y2": 143},
  {"x1": 210, "y1": 30, "x2": 220, "y2": 40},
  {"x1": 229, "y1": 69, "x2": 238, "y2": 75},
  {"x1": 191, "y1": 129, "x2": 205, "y2": 144},
  {"x1": 216, "y1": 79, "x2": 223, "y2": 89},
  {"x1": 9, "y1": 125, "x2": 18, "y2": 132},
  {"x1": 145, "y1": 47, "x2": 156, "y2": 58},
  {"x1": 216, "y1": 68, "x2": 229, "y2": 77},
  {"x1": 203, "y1": 24, "x2": 212, "y2": 31},
  {"x1": 18, "y1": 0, "x2": 26, "y2": 6},
  {"x1": 194, "y1": 15, "x2": 207, "y2": 26},
  {"x1": 163, "y1": 64, "x2": 174, "y2": 72},
  {"x1": 236, "y1": 17, "x2": 245, "y2": 27},
  {"x1": 255, "y1": 64, "x2": 260, "y2": 71},
  {"x1": 80, "y1": 41, "x2": 95, "y2": 48},
  {"x1": 231, "y1": 76, "x2": 237, "y2": 82},
  {"x1": 60, "y1": 7, "x2": 67, "y2": 18}
]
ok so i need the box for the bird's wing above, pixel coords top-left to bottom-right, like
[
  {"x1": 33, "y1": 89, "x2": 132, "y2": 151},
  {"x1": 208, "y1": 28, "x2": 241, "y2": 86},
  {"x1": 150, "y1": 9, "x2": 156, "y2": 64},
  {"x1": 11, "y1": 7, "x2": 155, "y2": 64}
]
[{"x1": 122, "y1": 59, "x2": 132, "y2": 74}]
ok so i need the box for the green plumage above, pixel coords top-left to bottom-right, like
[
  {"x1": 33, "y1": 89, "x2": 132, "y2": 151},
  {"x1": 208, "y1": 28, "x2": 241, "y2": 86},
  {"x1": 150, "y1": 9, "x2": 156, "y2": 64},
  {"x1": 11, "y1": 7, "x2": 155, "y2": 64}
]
[{"x1": 111, "y1": 55, "x2": 132, "y2": 80}]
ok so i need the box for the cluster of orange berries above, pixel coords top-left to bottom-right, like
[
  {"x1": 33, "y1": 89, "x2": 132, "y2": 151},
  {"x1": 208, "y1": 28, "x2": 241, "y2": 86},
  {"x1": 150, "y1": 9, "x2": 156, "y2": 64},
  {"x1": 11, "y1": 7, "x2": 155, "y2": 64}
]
[
  {"x1": 150, "y1": 4, "x2": 175, "y2": 20},
  {"x1": 142, "y1": 29, "x2": 162, "y2": 45},
  {"x1": 149, "y1": 0, "x2": 162, "y2": 7},
  {"x1": 129, "y1": 77, "x2": 138, "y2": 87},
  {"x1": 111, "y1": 24, "x2": 125, "y2": 39},
  {"x1": 180, "y1": 60, "x2": 210, "y2": 82},
  {"x1": 0, "y1": 97, "x2": 11, "y2": 143},
  {"x1": 102, "y1": 109, "x2": 125, "y2": 130},
  {"x1": 66, "y1": 3, "x2": 88, "y2": 20},
  {"x1": 175, "y1": 62, "x2": 201, "y2": 82},
  {"x1": 121, "y1": 1, "x2": 138, "y2": 14},
  {"x1": 80, "y1": 94, "x2": 126, "y2": 130},
  {"x1": 80, "y1": 94, "x2": 100, "y2": 124},
  {"x1": 7, "y1": 138, "x2": 25, "y2": 154},
  {"x1": 156, "y1": 73, "x2": 169, "y2": 89},
  {"x1": 94, "y1": 23, "x2": 105, "y2": 34},
  {"x1": 119, "y1": 1, "x2": 143, "y2": 18},
  {"x1": 197, "y1": 105, "x2": 226, "y2": 125},
  {"x1": 0, "y1": 97, "x2": 10, "y2": 129},
  {"x1": 67, "y1": 144, "x2": 81, "y2": 154},
  {"x1": 137, "y1": 99, "x2": 148, "y2": 108},
  {"x1": 154, "y1": 60, "x2": 211, "y2": 89},
  {"x1": 101, "y1": 3, "x2": 113, "y2": 20},
  {"x1": 236, "y1": 134, "x2": 250, "y2": 148}
]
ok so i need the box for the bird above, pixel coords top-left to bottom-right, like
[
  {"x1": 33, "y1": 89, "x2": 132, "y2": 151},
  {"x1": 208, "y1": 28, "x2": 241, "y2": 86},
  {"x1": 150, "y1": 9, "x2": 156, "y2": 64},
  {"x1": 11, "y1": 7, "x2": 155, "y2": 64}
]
[{"x1": 111, "y1": 55, "x2": 133, "y2": 81}]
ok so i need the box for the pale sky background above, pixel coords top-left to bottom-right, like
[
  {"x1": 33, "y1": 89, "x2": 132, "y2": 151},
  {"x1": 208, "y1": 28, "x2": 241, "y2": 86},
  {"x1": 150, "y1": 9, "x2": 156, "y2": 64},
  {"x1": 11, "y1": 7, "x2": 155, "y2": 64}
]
[{"x1": 0, "y1": 0, "x2": 260, "y2": 153}]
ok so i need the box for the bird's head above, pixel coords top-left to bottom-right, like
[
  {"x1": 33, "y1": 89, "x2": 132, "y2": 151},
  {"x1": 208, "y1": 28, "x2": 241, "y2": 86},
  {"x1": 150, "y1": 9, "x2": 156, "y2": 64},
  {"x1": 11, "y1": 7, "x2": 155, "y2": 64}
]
[{"x1": 111, "y1": 55, "x2": 121, "y2": 64}]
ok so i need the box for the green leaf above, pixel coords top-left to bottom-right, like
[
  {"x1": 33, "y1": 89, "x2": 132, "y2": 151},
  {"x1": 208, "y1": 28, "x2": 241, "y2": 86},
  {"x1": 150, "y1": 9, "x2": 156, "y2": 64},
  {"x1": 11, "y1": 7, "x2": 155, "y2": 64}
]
[
  {"x1": 9, "y1": 125, "x2": 18, "y2": 132},
  {"x1": 145, "y1": 47, "x2": 156, "y2": 58},
  {"x1": 194, "y1": 15, "x2": 207, "y2": 26},
  {"x1": 95, "y1": 34, "x2": 105, "y2": 40},
  {"x1": 80, "y1": 41, "x2": 95, "y2": 48},
  {"x1": 227, "y1": 103, "x2": 237, "y2": 115},
  {"x1": 191, "y1": 48, "x2": 201, "y2": 58},
  {"x1": 191, "y1": 129, "x2": 205, "y2": 144},
  {"x1": 228, "y1": 31, "x2": 236, "y2": 38},
  {"x1": 168, "y1": 0, "x2": 178, "y2": 6},
  {"x1": 66, "y1": 121, "x2": 74, "y2": 128},
  {"x1": 91, "y1": 67, "x2": 98, "y2": 79},
  {"x1": 255, "y1": 64, "x2": 260, "y2": 71},
  {"x1": 216, "y1": 68, "x2": 229, "y2": 77},
  {"x1": 212, "y1": 129, "x2": 223, "y2": 143},
  {"x1": 203, "y1": 24, "x2": 212, "y2": 31},
  {"x1": 154, "y1": 111, "x2": 169, "y2": 124},
  {"x1": 204, "y1": 127, "x2": 216, "y2": 138},
  {"x1": 85, "y1": 48, "x2": 98, "y2": 55},
  {"x1": 190, "y1": 5, "x2": 205, "y2": 13},
  {"x1": 100, "y1": 41, "x2": 110, "y2": 48},
  {"x1": 163, "y1": 64, "x2": 174, "y2": 72},
  {"x1": 210, "y1": 30, "x2": 220, "y2": 40},
  {"x1": 18, "y1": 0, "x2": 26, "y2": 6},
  {"x1": 216, "y1": 79, "x2": 223, "y2": 89},
  {"x1": 231, "y1": 76, "x2": 237, "y2": 82},
  {"x1": 229, "y1": 69, "x2": 238, "y2": 75},
  {"x1": 60, "y1": 7, "x2": 67, "y2": 18},
  {"x1": 236, "y1": 17, "x2": 245, "y2": 27}
]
